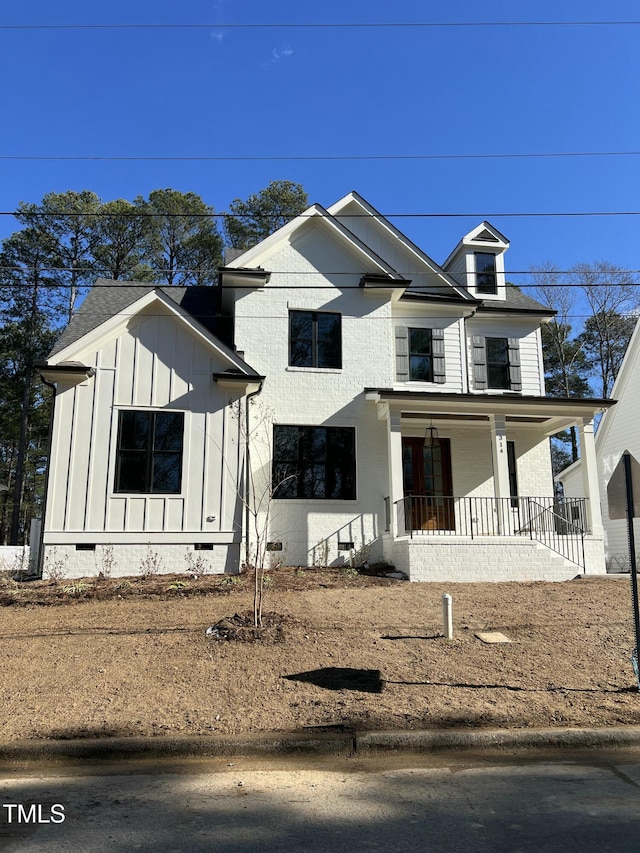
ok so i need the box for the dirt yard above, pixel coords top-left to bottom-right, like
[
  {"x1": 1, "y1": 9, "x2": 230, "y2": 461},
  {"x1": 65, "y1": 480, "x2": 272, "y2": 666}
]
[{"x1": 1, "y1": 567, "x2": 639, "y2": 743}]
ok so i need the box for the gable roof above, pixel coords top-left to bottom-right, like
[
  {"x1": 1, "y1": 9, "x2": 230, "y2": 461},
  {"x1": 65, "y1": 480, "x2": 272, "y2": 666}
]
[
  {"x1": 48, "y1": 279, "x2": 258, "y2": 375},
  {"x1": 226, "y1": 202, "x2": 407, "y2": 282},
  {"x1": 442, "y1": 221, "x2": 510, "y2": 269},
  {"x1": 327, "y1": 191, "x2": 473, "y2": 300}
]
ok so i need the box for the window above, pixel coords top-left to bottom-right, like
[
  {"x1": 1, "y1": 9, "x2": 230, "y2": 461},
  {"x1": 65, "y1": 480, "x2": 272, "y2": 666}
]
[
  {"x1": 486, "y1": 337, "x2": 510, "y2": 389},
  {"x1": 289, "y1": 311, "x2": 341, "y2": 368},
  {"x1": 115, "y1": 411, "x2": 184, "y2": 493},
  {"x1": 409, "y1": 328, "x2": 433, "y2": 381},
  {"x1": 395, "y1": 326, "x2": 446, "y2": 383},
  {"x1": 273, "y1": 425, "x2": 356, "y2": 499},
  {"x1": 475, "y1": 252, "x2": 497, "y2": 294},
  {"x1": 471, "y1": 336, "x2": 521, "y2": 392}
]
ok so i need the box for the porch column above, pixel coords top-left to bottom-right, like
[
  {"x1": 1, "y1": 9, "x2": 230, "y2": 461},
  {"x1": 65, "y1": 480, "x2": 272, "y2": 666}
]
[
  {"x1": 578, "y1": 417, "x2": 603, "y2": 536},
  {"x1": 386, "y1": 409, "x2": 404, "y2": 537},
  {"x1": 490, "y1": 414, "x2": 511, "y2": 533}
]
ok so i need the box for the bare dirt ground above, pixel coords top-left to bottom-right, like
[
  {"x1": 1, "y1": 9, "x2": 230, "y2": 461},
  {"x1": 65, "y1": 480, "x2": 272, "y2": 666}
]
[{"x1": 1, "y1": 567, "x2": 639, "y2": 743}]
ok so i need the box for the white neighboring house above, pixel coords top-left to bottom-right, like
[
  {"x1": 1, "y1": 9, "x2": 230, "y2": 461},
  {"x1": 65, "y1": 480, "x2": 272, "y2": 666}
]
[
  {"x1": 39, "y1": 191, "x2": 613, "y2": 581},
  {"x1": 557, "y1": 318, "x2": 640, "y2": 572}
]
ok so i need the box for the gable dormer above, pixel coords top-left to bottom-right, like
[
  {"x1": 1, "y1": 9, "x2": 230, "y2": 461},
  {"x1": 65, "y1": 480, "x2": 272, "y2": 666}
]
[{"x1": 442, "y1": 222, "x2": 510, "y2": 302}]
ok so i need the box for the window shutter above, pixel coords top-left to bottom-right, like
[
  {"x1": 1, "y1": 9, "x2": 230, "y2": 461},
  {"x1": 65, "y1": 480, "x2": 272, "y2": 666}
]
[
  {"x1": 472, "y1": 336, "x2": 487, "y2": 389},
  {"x1": 508, "y1": 338, "x2": 522, "y2": 391},
  {"x1": 395, "y1": 326, "x2": 409, "y2": 380},
  {"x1": 432, "y1": 328, "x2": 446, "y2": 384}
]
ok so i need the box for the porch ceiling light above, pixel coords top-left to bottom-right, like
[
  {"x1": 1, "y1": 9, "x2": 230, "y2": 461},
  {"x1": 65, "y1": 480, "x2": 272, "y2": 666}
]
[{"x1": 424, "y1": 420, "x2": 439, "y2": 447}]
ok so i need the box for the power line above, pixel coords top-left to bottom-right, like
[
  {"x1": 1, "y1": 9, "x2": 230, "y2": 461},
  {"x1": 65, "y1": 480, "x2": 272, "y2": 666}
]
[
  {"x1": 1, "y1": 264, "x2": 640, "y2": 277},
  {"x1": 3, "y1": 278, "x2": 638, "y2": 288},
  {"x1": 12, "y1": 311, "x2": 634, "y2": 322},
  {"x1": 2, "y1": 20, "x2": 639, "y2": 30},
  {"x1": 2, "y1": 210, "x2": 640, "y2": 219},
  {"x1": 1, "y1": 150, "x2": 639, "y2": 162}
]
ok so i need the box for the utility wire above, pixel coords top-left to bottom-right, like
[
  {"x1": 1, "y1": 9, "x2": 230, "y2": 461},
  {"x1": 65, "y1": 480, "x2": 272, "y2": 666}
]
[
  {"x1": 1, "y1": 265, "x2": 639, "y2": 277},
  {"x1": 2, "y1": 210, "x2": 640, "y2": 219},
  {"x1": 2, "y1": 20, "x2": 639, "y2": 30},
  {"x1": 1, "y1": 150, "x2": 639, "y2": 161},
  {"x1": 3, "y1": 279, "x2": 638, "y2": 289},
  {"x1": 9, "y1": 311, "x2": 634, "y2": 322}
]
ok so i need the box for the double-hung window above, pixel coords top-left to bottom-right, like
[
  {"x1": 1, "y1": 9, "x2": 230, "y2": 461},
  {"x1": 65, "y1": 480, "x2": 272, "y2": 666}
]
[
  {"x1": 472, "y1": 336, "x2": 522, "y2": 392},
  {"x1": 409, "y1": 328, "x2": 433, "y2": 381},
  {"x1": 395, "y1": 326, "x2": 446, "y2": 383},
  {"x1": 289, "y1": 311, "x2": 341, "y2": 369},
  {"x1": 273, "y1": 425, "x2": 356, "y2": 499},
  {"x1": 486, "y1": 337, "x2": 511, "y2": 389},
  {"x1": 115, "y1": 410, "x2": 184, "y2": 493},
  {"x1": 475, "y1": 252, "x2": 497, "y2": 294}
]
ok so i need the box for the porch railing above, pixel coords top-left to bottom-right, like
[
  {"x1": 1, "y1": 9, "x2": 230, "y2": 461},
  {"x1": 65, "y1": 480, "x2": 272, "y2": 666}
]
[{"x1": 392, "y1": 495, "x2": 587, "y2": 568}]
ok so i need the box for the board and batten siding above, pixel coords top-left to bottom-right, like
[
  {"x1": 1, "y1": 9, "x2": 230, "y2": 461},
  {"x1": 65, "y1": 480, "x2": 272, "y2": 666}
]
[{"x1": 45, "y1": 312, "x2": 243, "y2": 539}]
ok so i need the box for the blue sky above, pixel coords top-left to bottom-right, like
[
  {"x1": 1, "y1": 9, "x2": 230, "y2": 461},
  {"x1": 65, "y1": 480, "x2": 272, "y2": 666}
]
[{"x1": 1, "y1": 0, "x2": 639, "y2": 316}]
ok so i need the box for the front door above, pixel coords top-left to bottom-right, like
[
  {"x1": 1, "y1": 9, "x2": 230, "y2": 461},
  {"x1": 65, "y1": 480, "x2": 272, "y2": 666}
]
[{"x1": 402, "y1": 437, "x2": 454, "y2": 531}]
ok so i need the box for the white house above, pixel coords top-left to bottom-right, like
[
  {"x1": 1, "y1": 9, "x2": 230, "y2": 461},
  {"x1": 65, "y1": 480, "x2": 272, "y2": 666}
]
[
  {"x1": 38, "y1": 191, "x2": 613, "y2": 581},
  {"x1": 557, "y1": 318, "x2": 640, "y2": 572}
]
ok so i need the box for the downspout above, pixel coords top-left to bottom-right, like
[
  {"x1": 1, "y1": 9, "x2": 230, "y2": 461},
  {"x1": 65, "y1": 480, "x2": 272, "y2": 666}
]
[
  {"x1": 462, "y1": 308, "x2": 478, "y2": 393},
  {"x1": 244, "y1": 380, "x2": 264, "y2": 569},
  {"x1": 37, "y1": 374, "x2": 57, "y2": 578}
]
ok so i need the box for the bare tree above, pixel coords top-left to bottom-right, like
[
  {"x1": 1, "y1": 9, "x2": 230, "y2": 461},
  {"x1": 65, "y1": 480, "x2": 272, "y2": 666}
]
[
  {"x1": 531, "y1": 265, "x2": 591, "y2": 463},
  {"x1": 234, "y1": 399, "x2": 293, "y2": 627},
  {"x1": 571, "y1": 261, "x2": 638, "y2": 398}
]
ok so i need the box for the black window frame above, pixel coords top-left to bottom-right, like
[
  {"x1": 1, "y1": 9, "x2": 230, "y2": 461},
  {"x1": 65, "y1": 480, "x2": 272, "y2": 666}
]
[
  {"x1": 272, "y1": 425, "x2": 356, "y2": 500},
  {"x1": 289, "y1": 310, "x2": 342, "y2": 369},
  {"x1": 475, "y1": 252, "x2": 497, "y2": 294},
  {"x1": 486, "y1": 337, "x2": 511, "y2": 390},
  {"x1": 114, "y1": 410, "x2": 184, "y2": 494},
  {"x1": 408, "y1": 327, "x2": 433, "y2": 382}
]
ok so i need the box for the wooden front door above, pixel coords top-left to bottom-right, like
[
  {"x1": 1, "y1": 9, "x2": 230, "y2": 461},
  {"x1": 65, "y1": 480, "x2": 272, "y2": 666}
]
[{"x1": 401, "y1": 437, "x2": 454, "y2": 531}]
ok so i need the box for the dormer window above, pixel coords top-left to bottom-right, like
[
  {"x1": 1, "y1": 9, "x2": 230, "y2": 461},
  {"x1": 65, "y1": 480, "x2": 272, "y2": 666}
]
[{"x1": 475, "y1": 252, "x2": 497, "y2": 294}]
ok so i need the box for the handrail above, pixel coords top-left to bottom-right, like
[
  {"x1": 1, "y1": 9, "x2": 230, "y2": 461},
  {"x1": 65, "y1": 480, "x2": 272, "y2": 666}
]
[
  {"x1": 524, "y1": 499, "x2": 585, "y2": 569},
  {"x1": 393, "y1": 495, "x2": 587, "y2": 569}
]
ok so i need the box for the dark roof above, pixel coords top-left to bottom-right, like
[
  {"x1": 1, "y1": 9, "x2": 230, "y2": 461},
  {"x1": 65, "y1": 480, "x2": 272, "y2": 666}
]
[
  {"x1": 49, "y1": 278, "x2": 236, "y2": 360},
  {"x1": 400, "y1": 290, "x2": 477, "y2": 305},
  {"x1": 477, "y1": 285, "x2": 554, "y2": 315}
]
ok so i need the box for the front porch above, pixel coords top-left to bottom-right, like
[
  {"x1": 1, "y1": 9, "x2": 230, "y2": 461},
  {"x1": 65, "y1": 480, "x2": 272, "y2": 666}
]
[
  {"x1": 384, "y1": 495, "x2": 590, "y2": 579},
  {"x1": 366, "y1": 388, "x2": 612, "y2": 581}
]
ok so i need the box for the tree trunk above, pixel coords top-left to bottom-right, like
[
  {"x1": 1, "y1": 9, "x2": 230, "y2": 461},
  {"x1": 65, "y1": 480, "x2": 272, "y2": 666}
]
[{"x1": 9, "y1": 373, "x2": 31, "y2": 545}]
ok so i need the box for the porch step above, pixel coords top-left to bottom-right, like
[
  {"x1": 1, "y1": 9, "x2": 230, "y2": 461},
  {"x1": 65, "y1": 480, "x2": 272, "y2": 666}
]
[{"x1": 393, "y1": 536, "x2": 586, "y2": 583}]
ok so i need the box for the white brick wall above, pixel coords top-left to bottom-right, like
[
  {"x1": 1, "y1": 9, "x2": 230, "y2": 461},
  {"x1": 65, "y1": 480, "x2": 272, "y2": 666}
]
[
  {"x1": 231, "y1": 224, "x2": 557, "y2": 571},
  {"x1": 233, "y1": 236, "x2": 393, "y2": 568},
  {"x1": 393, "y1": 536, "x2": 604, "y2": 582},
  {"x1": 42, "y1": 543, "x2": 238, "y2": 580}
]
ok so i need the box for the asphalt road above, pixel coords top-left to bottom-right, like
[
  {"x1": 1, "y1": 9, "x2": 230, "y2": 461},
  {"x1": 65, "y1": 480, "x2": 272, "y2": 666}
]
[{"x1": 1, "y1": 751, "x2": 640, "y2": 852}]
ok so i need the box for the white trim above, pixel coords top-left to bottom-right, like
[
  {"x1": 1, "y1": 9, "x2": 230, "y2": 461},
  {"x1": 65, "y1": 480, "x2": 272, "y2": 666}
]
[
  {"x1": 49, "y1": 289, "x2": 254, "y2": 375},
  {"x1": 226, "y1": 202, "x2": 405, "y2": 281},
  {"x1": 43, "y1": 532, "x2": 241, "y2": 544},
  {"x1": 328, "y1": 191, "x2": 471, "y2": 300}
]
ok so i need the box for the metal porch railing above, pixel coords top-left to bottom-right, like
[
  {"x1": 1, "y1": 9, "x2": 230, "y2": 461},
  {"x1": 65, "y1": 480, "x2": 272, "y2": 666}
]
[{"x1": 389, "y1": 495, "x2": 588, "y2": 569}]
